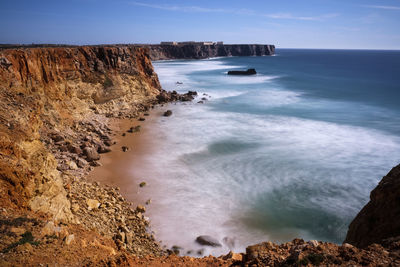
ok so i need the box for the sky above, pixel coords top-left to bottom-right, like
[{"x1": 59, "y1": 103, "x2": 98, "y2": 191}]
[{"x1": 0, "y1": 0, "x2": 400, "y2": 49}]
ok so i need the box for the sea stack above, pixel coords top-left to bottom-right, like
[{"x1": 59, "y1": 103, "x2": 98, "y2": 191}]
[{"x1": 227, "y1": 68, "x2": 257, "y2": 75}]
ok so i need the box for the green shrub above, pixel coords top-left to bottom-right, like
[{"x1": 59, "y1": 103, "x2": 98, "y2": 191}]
[{"x1": 103, "y1": 76, "x2": 113, "y2": 88}]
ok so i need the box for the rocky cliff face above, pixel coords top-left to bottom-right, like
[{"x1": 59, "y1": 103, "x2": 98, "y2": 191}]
[
  {"x1": 345, "y1": 164, "x2": 400, "y2": 248},
  {"x1": 0, "y1": 46, "x2": 161, "y2": 222},
  {"x1": 147, "y1": 44, "x2": 275, "y2": 60}
]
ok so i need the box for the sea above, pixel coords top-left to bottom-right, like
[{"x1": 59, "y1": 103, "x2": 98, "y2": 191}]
[{"x1": 133, "y1": 49, "x2": 400, "y2": 255}]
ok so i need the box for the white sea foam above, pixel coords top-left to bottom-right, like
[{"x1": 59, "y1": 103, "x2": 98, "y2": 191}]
[
  {"x1": 129, "y1": 102, "x2": 400, "y2": 255},
  {"x1": 130, "y1": 57, "x2": 400, "y2": 256},
  {"x1": 217, "y1": 74, "x2": 281, "y2": 85}
]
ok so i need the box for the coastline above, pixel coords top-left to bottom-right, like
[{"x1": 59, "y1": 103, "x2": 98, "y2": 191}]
[
  {"x1": 87, "y1": 107, "x2": 165, "y2": 220},
  {"x1": 1, "y1": 45, "x2": 399, "y2": 266}
]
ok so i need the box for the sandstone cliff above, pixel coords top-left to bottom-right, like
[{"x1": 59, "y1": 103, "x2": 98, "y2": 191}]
[
  {"x1": 345, "y1": 164, "x2": 400, "y2": 248},
  {"x1": 146, "y1": 44, "x2": 275, "y2": 60},
  {"x1": 0, "y1": 46, "x2": 161, "y2": 222}
]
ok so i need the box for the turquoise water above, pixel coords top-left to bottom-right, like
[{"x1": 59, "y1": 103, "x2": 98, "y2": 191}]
[{"x1": 140, "y1": 49, "x2": 400, "y2": 254}]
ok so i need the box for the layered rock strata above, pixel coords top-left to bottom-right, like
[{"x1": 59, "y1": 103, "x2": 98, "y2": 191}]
[{"x1": 0, "y1": 45, "x2": 160, "y2": 221}]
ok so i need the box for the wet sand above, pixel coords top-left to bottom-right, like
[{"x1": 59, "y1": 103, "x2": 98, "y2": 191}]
[{"x1": 87, "y1": 106, "x2": 169, "y2": 207}]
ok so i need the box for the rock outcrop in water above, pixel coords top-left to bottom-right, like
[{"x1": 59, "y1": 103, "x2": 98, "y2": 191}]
[
  {"x1": 228, "y1": 68, "x2": 257, "y2": 75},
  {"x1": 345, "y1": 164, "x2": 400, "y2": 248},
  {"x1": 145, "y1": 44, "x2": 275, "y2": 60}
]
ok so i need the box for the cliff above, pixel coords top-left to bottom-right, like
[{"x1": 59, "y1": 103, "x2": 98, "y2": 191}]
[
  {"x1": 0, "y1": 45, "x2": 161, "y2": 222},
  {"x1": 146, "y1": 44, "x2": 275, "y2": 60},
  {"x1": 345, "y1": 164, "x2": 400, "y2": 248},
  {"x1": 1, "y1": 44, "x2": 400, "y2": 266}
]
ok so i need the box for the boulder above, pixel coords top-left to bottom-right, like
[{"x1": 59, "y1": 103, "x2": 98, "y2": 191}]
[
  {"x1": 83, "y1": 147, "x2": 100, "y2": 162},
  {"x1": 104, "y1": 140, "x2": 113, "y2": 146},
  {"x1": 76, "y1": 158, "x2": 88, "y2": 168},
  {"x1": 98, "y1": 145, "x2": 111, "y2": 154},
  {"x1": 195, "y1": 235, "x2": 222, "y2": 247},
  {"x1": 68, "y1": 145, "x2": 82, "y2": 155},
  {"x1": 67, "y1": 161, "x2": 78, "y2": 170},
  {"x1": 136, "y1": 205, "x2": 146, "y2": 213},
  {"x1": 227, "y1": 68, "x2": 257, "y2": 75},
  {"x1": 163, "y1": 110, "x2": 172, "y2": 117}
]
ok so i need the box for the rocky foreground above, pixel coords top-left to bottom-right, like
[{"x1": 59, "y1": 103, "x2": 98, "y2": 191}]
[{"x1": 0, "y1": 45, "x2": 399, "y2": 266}]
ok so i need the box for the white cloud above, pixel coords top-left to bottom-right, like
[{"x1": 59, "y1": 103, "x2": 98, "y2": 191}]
[
  {"x1": 363, "y1": 5, "x2": 400, "y2": 10},
  {"x1": 130, "y1": 1, "x2": 339, "y2": 21},
  {"x1": 129, "y1": 1, "x2": 252, "y2": 14},
  {"x1": 264, "y1": 13, "x2": 339, "y2": 21}
]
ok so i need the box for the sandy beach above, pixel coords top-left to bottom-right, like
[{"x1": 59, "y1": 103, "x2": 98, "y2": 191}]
[{"x1": 87, "y1": 106, "x2": 169, "y2": 208}]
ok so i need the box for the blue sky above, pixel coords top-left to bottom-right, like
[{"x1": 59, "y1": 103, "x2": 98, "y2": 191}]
[{"x1": 0, "y1": 0, "x2": 399, "y2": 49}]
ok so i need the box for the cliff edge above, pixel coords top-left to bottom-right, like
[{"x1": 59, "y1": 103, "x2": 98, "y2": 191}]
[
  {"x1": 345, "y1": 164, "x2": 400, "y2": 248},
  {"x1": 146, "y1": 44, "x2": 275, "y2": 60}
]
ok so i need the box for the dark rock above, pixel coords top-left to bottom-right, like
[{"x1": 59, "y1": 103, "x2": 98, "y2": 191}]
[
  {"x1": 51, "y1": 133, "x2": 64, "y2": 142},
  {"x1": 195, "y1": 235, "x2": 222, "y2": 247},
  {"x1": 136, "y1": 205, "x2": 146, "y2": 213},
  {"x1": 144, "y1": 113, "x2": 149, "y2": 116},
  {"x1": 68, "y1": 145, "x2": 82, "y2": 155},
  {"x1": 197, "y1": 101, "x2": 204, "y2": 104},
  {"x1": 197, "y1": 249, "x2": 205, "y2": 256},
  {"x1": 138, "y1": 117, "x2": 145, "y2": 121},
  {"x1": 149, "y1": 44, "x2": 275, "y2": 61},
  {"x1": 345, "y1": 164, "x2": 400, "y2": 248},
  {"x1": 171, "y1": 245, "x2": 182, "y2": 255},
  {"x1": 122, "y1": 133, "x2": 126, "y2": 137},
  {"x1": 76, "y1": 158, "x2": 88, "y2": 168},
  {"x1": 156, "y1": 91, "x2": 170, "y2": 103},
  {"x1": 98, "y1": 145, "x2": 111, "y2": 154},
  {"x1": 83, "y1": 147, "x2": 100, "y2": 162},
  {"x1": 157, "y1": 89, "x2": 197, "y2": 103},
  {"x1": 90, "y1": 161, "x2": 102, "y2": 167},
  {"x1": 104, "y1": 140, "x2": 113, "y2": 146},
  {"x1": 228, "y1": 68, "x2": 257, "y2": 75},
  {"x1": 163, "y1": 110, "x2": 172, "y2": 117},
  {"x1": 122, "y1": 146, "x2": 129, "y2": 152},
  {"x1": 127, "y1": 125, "x2": 141, "y2": 133},
  {"x1": 201, "y1": 97, "x2": 207, "y2": 101}
]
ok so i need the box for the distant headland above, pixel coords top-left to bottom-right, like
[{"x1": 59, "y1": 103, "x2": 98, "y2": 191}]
[{"x1": 0, "y1": 42, "x2": 276, "y2": 60}]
